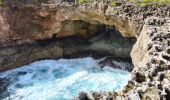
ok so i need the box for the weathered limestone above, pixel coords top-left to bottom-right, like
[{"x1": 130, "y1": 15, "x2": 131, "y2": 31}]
[
  {"x1": 0, "y1": 4, "x2": 76, "y2": 47},
  {"x1": 128, "y1": 17, "x2": 170, "y2": 100}
]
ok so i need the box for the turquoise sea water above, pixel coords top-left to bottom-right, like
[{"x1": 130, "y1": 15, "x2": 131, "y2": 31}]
[{"x1": 0, "y1": 57, "x2": 130, "y2": 100}]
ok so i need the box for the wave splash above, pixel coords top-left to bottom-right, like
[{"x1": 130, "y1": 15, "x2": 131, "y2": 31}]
[{"x1": 0, "y1": 57, "x2": 130, "y2": 100}]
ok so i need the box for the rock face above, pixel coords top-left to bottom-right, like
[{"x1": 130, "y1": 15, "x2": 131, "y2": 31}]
[
  {"x1": 0, "y1": 1, "x2": 75, "y2": 47},
  {"x1": 109, "y1": 4, "x2": 170, "y2": 38},
  {"x1": 0, "y1": 28, "x2": 134, "y2": 71},
  {"x1": 128, "y1": 17, "x2": 170, "y2": 100},
  {"x1": 57, "y1": 20, "x2": 106, "y2": 38},
  {"x1": 0, "y1": 0, "x2": 107, "y2": 47}
]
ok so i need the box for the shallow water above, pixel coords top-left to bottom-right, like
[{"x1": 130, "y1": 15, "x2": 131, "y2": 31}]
[{"x1": 0, "y1": 57, "x2": 130, "y2": 100}]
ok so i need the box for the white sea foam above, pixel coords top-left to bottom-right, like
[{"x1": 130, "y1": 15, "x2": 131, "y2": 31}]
[{"x1": 0, "y1": 57, "x2": 130, "y2": 100}]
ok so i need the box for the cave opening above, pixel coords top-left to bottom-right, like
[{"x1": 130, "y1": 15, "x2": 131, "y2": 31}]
[{"x1": 0, "y1": 20, "x2": 136, "y2": 100}]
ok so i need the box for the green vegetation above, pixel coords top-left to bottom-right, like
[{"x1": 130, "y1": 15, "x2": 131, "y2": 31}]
[
  {"x1": 129, "y1": 0, "x2": 170, "y2": 7},
  {"x1": 0, "y1": 0, "x2": 4, "y2": 5},
  {"x1": 111, "y1": 1, "x2": 117, "y2": 6},
  {"x1": 34, "y1": 0, "x2": 45, "y2": 4},
  {"x1": 110, "y1": 0, "x2": 170, "y2": 7},
  {"x1": 77, "y1": 0, "x2": 90, "y2": 5},
  {"x1": 129, "y1": 0, "x2": 170, "y2": 3},
  {"x1": 75, "y1": 0, "x2": 170, "y2": 6},
  {"x1": 111, "y1": 1, "x2": 122, "y2": 6},
  {"x1": 140, "y1": 2, "x2": 147, "y2": 7}
]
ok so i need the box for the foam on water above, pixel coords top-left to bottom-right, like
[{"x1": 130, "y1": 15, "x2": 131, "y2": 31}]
[{"x1": 0, "y1": 57, "x2": 130, "y2": 100}]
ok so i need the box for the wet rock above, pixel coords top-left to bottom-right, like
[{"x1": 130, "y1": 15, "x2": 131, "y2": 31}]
[
  {"x1": 98, "y1": 56, "x2": 132, "y2": 71},
  {"x1": 0, "y1": 77, "x2": 10, "y2": 98},
  {"x1": 135, "y1": 72, "x2": 146, "y2": 83},
  {"x1": 165, "y1": 88, "x2": 170, "y2": 100},
  {"x1": 78, "y1": 92, "x2": 90, "y2": 100},
  {"x1": 17, "y1": 71, "x2": 27, "y2": 75},
  {"x1": 0, "y1": 78, "x2": 9, "y2": 92}
]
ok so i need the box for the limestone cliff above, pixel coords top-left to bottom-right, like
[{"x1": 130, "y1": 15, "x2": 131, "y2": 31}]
[
  {"x1": 127, "y1": 17, "x2": 170, "y2": 100},
  {"x1": 0, "y1": 0, "x2": 170, "y2": 100}
]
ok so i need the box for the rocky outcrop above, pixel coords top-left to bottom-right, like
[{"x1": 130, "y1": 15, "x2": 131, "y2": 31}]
[
  {"x1": 0, "y1": 1, "x2": 76, "y2": 47},
  {"x1": 0, "y1": 0, "x2": 170, "y2": 99},
  {"x1": 109, "y1": 3, "x2": 170, "y2": 38},
  {"x1": 99, "y1": 56, "x2": 132, "y2": 71},
  {"x1": 127, "y1": 17, "x2": 170, "y2": 100},
  {"x1": 75, "y1": 1, "x2": 170, "y2": 38}
]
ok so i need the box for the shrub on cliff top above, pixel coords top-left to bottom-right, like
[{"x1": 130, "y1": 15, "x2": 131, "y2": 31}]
[
  {"x1": 129, "y1": 0, "x2": 170, "y2": 5},
  {"x1": 77, "y1": 0, "x2": 90, "y2": 4},
  {"x1": 111, "y1": 1, "x2": 122, "y2": 6},
  {"x1": 0, "y1": 0, "x2": 4, "y2": 5}
]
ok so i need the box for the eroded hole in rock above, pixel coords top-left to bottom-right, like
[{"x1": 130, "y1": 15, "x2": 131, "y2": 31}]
[
  {"x1": 158, "y1": 74, "x2": 165, "y2": 81},
  {"x1": 0, "y1": 21, "x2": 135, "y2": 100},
  {"x1": 168, "y1": 40, "x2": 170, "y2": 46},
  {"x1": 135, "y1": 72, "x2": 146, "y2": 83},
  {"x1": 162, "y1": 55, "x2": 170, "y2": 61},
  {"x1": 155, "y1": 46, "x2": 162, "y2": 52},
  {"x1": 147, "y1": 43, "x2": 153, "y2": 51},
  {"x1": 167, "y1": 49, "x2": 170, "y2": 54},
  {"x1": 165, "y1": 88, "x2": 170, "y2": 100}
]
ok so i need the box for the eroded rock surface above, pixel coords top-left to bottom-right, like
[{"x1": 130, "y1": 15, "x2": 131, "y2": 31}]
[
  {"x1": 128, "y1": 17, "x2": 170, "y2": 100},
  {"x1": 0, "y1": 1, "x2": 76, "y2": 47}
]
